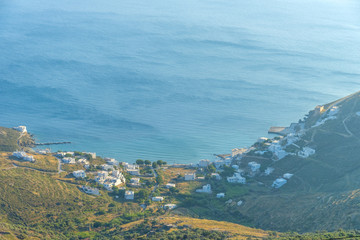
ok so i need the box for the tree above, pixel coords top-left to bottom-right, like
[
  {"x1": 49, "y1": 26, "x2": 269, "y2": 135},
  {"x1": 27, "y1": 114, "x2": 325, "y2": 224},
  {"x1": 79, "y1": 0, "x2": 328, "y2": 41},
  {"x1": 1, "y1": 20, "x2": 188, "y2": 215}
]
[
  {"x1": 152, "y1": 162, "x2": 158, "y2": 169},
  {"x1": 207, "y1": 164, "x2": 216, "y2": 173},
  {"x1": 136, "y1": 189, "x2": 150, "y2": 203},
  {"x1": 144, "y1": 160, "x2": 151, "y2": 165},
  {"x1": 156, "y1": 174, "x2": 164, "y2": 185},
  {"x1": 136, "y1": 159, "x2": 144, "y2": 165},
  {"x1": 157, "y1": 160, "x2": 164, "y2": 166}
]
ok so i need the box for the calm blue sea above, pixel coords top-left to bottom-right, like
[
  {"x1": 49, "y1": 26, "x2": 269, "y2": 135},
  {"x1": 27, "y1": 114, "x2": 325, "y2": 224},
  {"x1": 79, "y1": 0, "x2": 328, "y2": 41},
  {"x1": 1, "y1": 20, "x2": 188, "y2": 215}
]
[{"x1": 1, "y1": 0, "x2": 360, "y2": 163}]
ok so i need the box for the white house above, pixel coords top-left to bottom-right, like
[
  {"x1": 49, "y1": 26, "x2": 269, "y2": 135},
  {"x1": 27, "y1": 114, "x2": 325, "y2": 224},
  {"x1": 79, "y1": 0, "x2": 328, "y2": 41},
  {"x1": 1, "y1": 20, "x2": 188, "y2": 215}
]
[
  {"x1": 283, "y1": 173, "x2": 293, "y2": 179},
  {"x1": 184, "y1": 173, "x2": 196, "y2": 181},
  {"x1": 13, "y1": 126, "x2": 27, "y2": 133},
  {"x1": 127, "y1": 169, "x2": 140, "y2": 176},
  {"x1": 164, "y1": 204, "x2": 177, "y2": 210},
  {"x1": 165, "y1": 183, "x2": 176, "y2": 189},
  {"x1": 272, "y1": 178, "x2": 287, "y2": 188},
  {"x1": 105, "y1": 158, "x2": 119, "y2": 166},
  {"x1": 257, "y1": 137, "x2": 269, "y2": 143},
  {"x1": 73, "y1": 170, "x2": 86, "y2": 178},
  {"x1": 103, "y1": 182, "x2": 114, "y2": 191},
  {"x1": 152, "y1": 196, "x2": 164, "y2": 202},
  {"x1": 36, "y1": 149, "x2": 50, "y2": 155},
  {"x1": 84, "y1": 152, "x2": 96, "y2": 159},
  {"x1": 102, "y1": 164, "x2": 115, "y2": 171},
  {"x1": 216, "y1": 193, "x2": 225, "y2": 198},
  {"x1": 214, "y1": 160, "x2": 225, "y2": 169},
  {"x1": 77, "y1": 158, "x2": 89, "y2": 165},
  {"x1": 227, "y1": 173, "x2": 246, "y2": 184},
  {"x1": 199, "y1": 159, "x2": 211, "y2": 168},
  {"x1": 264, "y1": 167, "x2": 274, "y2": 176},
  {"x1": 211, "y1": 173, "x2": 221, "y2": 180},
  {"x1": 125, "y1": 191, "x2": 134, "y2": 200},
  {"x1": 62, "y1": 157, "x2": 76, "y2": 164},
  {"x1": 231, "y1": 148, "x2": 247, "y2": 159},
  {"x1": 248, "y1": 162, "x2": 261, "y2": 172},
  {"x1": 95, "y1": 171, "x2": 109, "y2": 183},
  {"x1": 298, "y1": 147, "x2": 315, "y2": 158},
  {"x1": 82, "y1": 186, "x2": 100, "y2": 195},
  {"x1": 13, "y1": 151, "x2": 35, "y2": 162},
  {"x1": 196, "y1": 184, "x2": 212, "y2": 193},
  {"x1": 112, "y1": 170, "x2": 122, "y2": 178},
  {"x1": 130, "y1": 178, "x2": 141, "y2": 186}
]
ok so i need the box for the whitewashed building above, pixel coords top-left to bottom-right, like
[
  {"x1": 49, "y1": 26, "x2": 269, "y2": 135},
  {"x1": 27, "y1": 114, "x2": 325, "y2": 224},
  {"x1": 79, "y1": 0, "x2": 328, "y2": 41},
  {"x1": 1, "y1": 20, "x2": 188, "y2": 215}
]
[
  {"x1": 196, "y1": 184, "x2": 212, "y2": 193},
  {"x1": 164, "y1": 204, "x2": 177, "y2": 210},
  {"x1": 211, "y1": 173, "x2": 221, "y2": 180},
  {"x1": 77, "y1": 158, "x2": 89, "y2": 165},
  {"x1": 125, "y1": 191, "x2": 134, "y2": 200},
  {"x1": 130, "y1": 178, "x2": 141, "y2": 186},
  {"x1": 105, "y1": 158, "x2": 119, "y2": 166},
  {"x1": 82, "y1": 186, "x2": 100, "y2": 195},
  {"x1": 84, "y1": 152, "x2": 96, "y2": 159},
  {"x1": 184, "y1": 173, "x2": 196, "y2": 181},
  {"x1": 62, "y1": 157, "x2": 76, "y2": 164},
  {"x1": 199, "y1": 159, "x2": 211, "y2": 168},
  {"x1": 283, "y1": 173, "x2": 293, "y2": 179},
  {"x1": 152, "y1": 196, "x2": 164, "y2": 202},
  {"x1": 227, "y1": 173, "x2": 246, "y2": 184},
  {"x1": 165, "y1": 183, "x2": 176, "y2": 188},
  {"x1": 248, "y1": 162, "x2": 261, "y2": 172},
  {"x1": 12, "y1": 151, "x2": 35, "y2": 162},
  {"x1": 298, "y1": 147, "x2": 315, "y2": 158},
  {"x1": 264, "y1": 167, "x2": 274, "y2": 176},
  {"x1": 272, "y1": 178, "x2": 287, "y2": 188},
  {"x1": 73, "y1": 170, "x2": 86, "y2": 178},
  {"x1": 102, "y1": 164, "x2": 115, "y2": 171},
  {"x1": 216, "y1": 193, "x2": 225, "y2": 198}
]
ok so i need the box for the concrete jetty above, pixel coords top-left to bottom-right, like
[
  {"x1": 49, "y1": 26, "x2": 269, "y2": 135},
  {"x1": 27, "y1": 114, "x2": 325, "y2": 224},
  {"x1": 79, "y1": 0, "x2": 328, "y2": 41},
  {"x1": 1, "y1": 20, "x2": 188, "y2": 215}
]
[{"x1": 268, "y1": 127, "x2": 287, "y2": 135}]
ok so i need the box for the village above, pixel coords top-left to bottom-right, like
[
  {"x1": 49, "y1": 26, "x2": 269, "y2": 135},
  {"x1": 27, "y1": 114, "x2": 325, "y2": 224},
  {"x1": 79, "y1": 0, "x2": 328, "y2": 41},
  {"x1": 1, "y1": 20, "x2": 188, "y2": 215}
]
[{"x1": 9, "y1": 104, "x2": 340, "y2": 211}]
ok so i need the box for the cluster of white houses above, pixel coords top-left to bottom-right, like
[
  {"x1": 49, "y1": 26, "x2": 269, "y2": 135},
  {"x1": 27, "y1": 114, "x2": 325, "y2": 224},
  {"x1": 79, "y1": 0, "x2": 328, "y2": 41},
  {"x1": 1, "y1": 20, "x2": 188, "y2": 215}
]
[{"x1": 95, "y1": 170, "x2": 126, "y2": 191}]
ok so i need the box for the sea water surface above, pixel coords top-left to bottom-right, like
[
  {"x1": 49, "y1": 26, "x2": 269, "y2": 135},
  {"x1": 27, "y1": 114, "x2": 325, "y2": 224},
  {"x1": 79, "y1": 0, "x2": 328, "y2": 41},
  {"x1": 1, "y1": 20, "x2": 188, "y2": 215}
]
[{"x1": 1, "y1": 0, "x2": 360, "y2": 163}]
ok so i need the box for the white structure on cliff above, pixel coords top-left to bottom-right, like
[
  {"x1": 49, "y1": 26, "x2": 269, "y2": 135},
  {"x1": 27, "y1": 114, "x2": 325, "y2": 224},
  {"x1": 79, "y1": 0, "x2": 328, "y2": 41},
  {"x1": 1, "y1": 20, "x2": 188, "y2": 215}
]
[{"x1": 13, "y1": 126, "x2": 27, "y2": 133}]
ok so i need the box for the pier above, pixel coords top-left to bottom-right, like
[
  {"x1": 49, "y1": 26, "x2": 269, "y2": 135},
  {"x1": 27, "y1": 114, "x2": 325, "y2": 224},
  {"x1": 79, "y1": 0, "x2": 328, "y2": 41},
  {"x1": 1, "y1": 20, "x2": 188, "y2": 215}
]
[
  {"x1": 35, "y1": 142, "x2": 71, "y2": 146},
  {"x1": 268, "y1": 126, "x2": 288, "y2": 136}
]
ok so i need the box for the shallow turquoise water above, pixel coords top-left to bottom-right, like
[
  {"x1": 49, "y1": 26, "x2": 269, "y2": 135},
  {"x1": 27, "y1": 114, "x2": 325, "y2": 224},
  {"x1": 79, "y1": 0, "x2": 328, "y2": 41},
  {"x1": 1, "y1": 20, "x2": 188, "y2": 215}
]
[{"x1": 1, "y1": 0, "x2": 360, "y2": 163}]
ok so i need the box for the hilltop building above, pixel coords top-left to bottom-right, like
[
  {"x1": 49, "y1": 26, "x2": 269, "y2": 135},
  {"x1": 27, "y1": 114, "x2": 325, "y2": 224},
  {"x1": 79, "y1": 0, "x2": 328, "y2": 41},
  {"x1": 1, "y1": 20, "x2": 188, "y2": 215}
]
[{"x1": 13, "y1": 126, "x2": 27, "y2": 133}]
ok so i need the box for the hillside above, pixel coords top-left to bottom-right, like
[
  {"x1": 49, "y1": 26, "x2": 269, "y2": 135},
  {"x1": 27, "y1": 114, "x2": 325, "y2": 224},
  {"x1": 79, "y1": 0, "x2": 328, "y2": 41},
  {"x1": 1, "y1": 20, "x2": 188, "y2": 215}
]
[
  {"x1": 0, "y1": 131, "x2": 274, "y2": 239},
  {"x1": 0, "y1": 127, "x2": 34, "y2": 152},
  {"x1": 228, "y1": 91, "x2": 360, "y2": 232}
]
